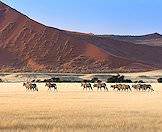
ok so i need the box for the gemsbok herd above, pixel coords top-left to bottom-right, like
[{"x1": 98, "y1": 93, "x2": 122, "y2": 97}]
[
  {"x1": 23, "y1": 81, "x2": 154, "y2": 92},
  {"x1": 23, "y1": 82, "x2": 57, "y2": 92},
  {"x1": 81, "y1": 82, "x2": 154, "y2": 92}
]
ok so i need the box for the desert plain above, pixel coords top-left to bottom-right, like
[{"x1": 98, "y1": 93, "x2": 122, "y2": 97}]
[{"x1": 0, "y1": 83, "x2": 162, "y2": 132}]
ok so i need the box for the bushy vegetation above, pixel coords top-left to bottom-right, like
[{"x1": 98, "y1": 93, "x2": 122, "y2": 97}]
[
  {"x1": 0, "y1": 79, "x2": 3, "y2": 82},
  {"x1": 134, "y1": 80, "x2": 145, "y2": 83},
  {"x1": 107, "y1": 74, "x2": 132, "y2": 83},
  {"x1": 31, "y1": 77, "x2": 101, "y2": 83},
  {"x1": 158, "y1": 78, "x2": 162, "y2": 83},
  {"x1": 32, "y1": 77, "x2": 82, "y2": 83},
  {"x1": 91, "y1": 77, "x2": 99, "y2": 83}
]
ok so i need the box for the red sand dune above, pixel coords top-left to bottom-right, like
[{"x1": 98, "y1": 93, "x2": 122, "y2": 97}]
[{"x1": 0, "y1": 2, "x2": 161, "y2": 73}]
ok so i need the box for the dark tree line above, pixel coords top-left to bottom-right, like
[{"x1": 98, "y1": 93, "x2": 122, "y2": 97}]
[
  {"x1": 29, "y1": 75, "x2": 152, "y2": 84},
  {"x1": 31, "y1": 77, "x2": 61, "y2": 83},
  {"x1": 31, "y1": 77, "x2": 82, "y2": 83}
]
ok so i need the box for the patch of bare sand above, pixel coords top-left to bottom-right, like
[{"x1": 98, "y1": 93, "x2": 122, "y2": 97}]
[{"x1": 0, "y1": 83, "x2": 162, "y2": 132}]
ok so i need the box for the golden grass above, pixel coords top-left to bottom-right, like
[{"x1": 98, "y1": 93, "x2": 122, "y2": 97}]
[{"x1": 0, "y1": 83, "x2": 162, "y2": 132}]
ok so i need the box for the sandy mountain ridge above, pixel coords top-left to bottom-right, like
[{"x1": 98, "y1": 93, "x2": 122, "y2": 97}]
[
  {"x1": 0, "y1": 2, "x2": 161, "y2": 73},
  {"x1": 97, "y1": 33, "x2": 162, "y2": 47}
]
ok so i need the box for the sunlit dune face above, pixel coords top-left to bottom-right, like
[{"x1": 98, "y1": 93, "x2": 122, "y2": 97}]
[{"x1": 84, "y1": 43, "x2": 109, "y2": 60}]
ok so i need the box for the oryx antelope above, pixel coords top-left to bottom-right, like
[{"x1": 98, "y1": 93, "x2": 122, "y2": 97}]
[
  {"x1": 132, "y1": 84, "x2": 154, "y2": 91},
  {"x1": 23, "y1": 82, "x2": 38, "y2": 91},
  {"x1": 111, "y1": 84, "x2": 131, "y2": 91},
  {"x1": 45, "y1": 82, "x2": 57, "y2": 91},
  {"x1": 81, "y1": 82, "x2": 93, "y2": 91},
  {"x1": 93, "y1": 83, "x2": 108, "y2": 91}
]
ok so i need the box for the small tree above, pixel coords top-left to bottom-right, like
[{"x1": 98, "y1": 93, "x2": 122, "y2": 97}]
[
  {"x1": 118, "y1": 75, "x2": 125, "y2": 83},
  {"x1": 0, "y1": 79, "x2": 3, "y2": 82},
  {"x1": 107, "y1": 76, "x2": 118, "y2": 83},
  {"x1": 107, "y1": 74, "x2": 132, "y2": 83},
  {"x1": 91, "y1": 77, "x2": 98, "y2": 83},
  {"x1": 51, "y1": 77, "x2": 61, "y2": 82},
  {"x1": 83, "y1": 79, "x2": 91, "y2": 83},
  {"x1": 158, "y1": 78, "x2": 162, "y2": 83},
  {"x1": 123, "y1": 79, "x2": 132, "y2": 83}
]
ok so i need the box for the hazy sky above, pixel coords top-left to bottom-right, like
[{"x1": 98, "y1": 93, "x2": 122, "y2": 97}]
[{"x1": 1, "y1": 0, "x2": 162, "y2": 35}]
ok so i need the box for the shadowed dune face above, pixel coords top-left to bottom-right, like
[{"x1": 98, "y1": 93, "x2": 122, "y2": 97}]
[
  {"x1": 92, "y1": 38, "x2": 162, "y2": 68},
  {"x1": 0, "y1": 2, "x2": 161, "y2": 73},
  {"x1": 70, "y1": 34, "x2": 162, "y2": 68},
  {"x1": 0, "y1": 48, "x2": 23, "y2": 70}
]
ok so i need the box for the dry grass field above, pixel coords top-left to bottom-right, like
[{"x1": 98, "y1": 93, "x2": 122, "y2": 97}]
[{"x1": 0, "y1": 83, "x2": 162, "y2": 132}]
